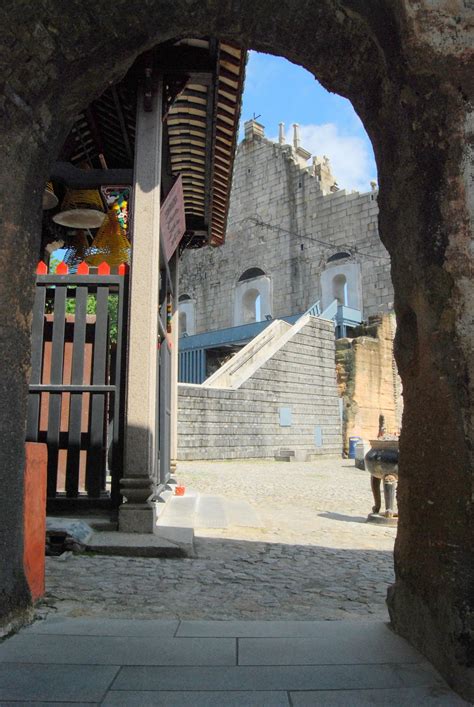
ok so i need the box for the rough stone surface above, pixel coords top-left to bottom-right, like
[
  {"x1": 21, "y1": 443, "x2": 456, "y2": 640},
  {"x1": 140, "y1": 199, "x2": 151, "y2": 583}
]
[
  {"x1": 0, "y1": 0, "x2": 473, "y2": 699},
  {"x1": 179, "y1": 123, "x2": 391, "y2": 334},
  {"x1": 178, "y1": 317, "x2": 342, "y2": 459},
  {"x1": 41, "y1": 460, "x2": 396, "y2": 622},
  {"x1": 336, "y1": 313, "x2": 403, "y2": 451}
]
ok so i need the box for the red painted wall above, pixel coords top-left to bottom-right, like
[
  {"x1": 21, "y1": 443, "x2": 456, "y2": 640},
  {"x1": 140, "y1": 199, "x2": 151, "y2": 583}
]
[{"x1": 23, "y1": 442, "x2": 47, "y2": 601}]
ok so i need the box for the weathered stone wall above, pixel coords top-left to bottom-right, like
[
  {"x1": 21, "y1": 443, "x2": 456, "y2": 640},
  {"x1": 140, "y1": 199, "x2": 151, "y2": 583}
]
[
  {"x1": 336, "y1": 313, "x2": 402, "y2": 453},
  {"x1": 0, "y1": 1, "x2": 473, "y2": 699},
  {"x1": 179, "y1": 129, "x2": 393, "y2": 332},
  {"x1": 178, "y1": 317, "x2": 341, "y2": 459}
]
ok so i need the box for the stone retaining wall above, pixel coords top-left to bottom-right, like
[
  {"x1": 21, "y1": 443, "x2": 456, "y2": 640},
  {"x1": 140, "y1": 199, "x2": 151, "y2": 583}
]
[{"x1": 178, "y1": 317, "x2": 342, "y2": 460}]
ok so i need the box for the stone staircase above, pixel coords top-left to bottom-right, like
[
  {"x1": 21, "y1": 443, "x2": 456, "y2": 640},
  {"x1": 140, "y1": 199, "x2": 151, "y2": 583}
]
[{"x1": 203, "y1": 314, "x2": 313, "y2": 390}]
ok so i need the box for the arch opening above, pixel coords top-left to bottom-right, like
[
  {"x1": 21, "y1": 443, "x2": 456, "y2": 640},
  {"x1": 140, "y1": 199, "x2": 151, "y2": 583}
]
[
  {"x1": 241, "y1": 287, "x2": 260, "y2": 323},
  {"x1": 1, "y1": 4, "x2": 472, "y2": 699},
  {"x1": 332, "y1": 273, "x2": 348, "y2": 305}
]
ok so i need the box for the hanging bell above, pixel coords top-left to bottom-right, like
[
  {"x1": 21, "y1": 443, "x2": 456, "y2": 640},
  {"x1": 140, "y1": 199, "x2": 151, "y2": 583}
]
[
  {"x1": 86, "y1": 208, "x2": 131, "y2": 267},
  {"x1": 42, "y1": 181, "x2": 59, "y2": 210},
  {"x1": 53, "y1": 187, "x2": 106, "y2": 229}
]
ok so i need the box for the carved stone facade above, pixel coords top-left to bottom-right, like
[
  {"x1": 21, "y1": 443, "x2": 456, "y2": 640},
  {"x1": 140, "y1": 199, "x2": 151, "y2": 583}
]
[
  {"x1": 179, "y1": 121, "x2": 393, "y2": 333},
  {"x1": 336, "y1": 313, "x2": 403, "y2": 453},
  {"x1": 0, "y1": 2, "x2": 473, "y2": 699}
]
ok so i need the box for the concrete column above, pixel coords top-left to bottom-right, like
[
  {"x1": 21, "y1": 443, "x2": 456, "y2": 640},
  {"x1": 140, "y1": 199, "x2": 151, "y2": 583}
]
[
  {"x1": 170, "y1": 254, "x2": 179, "y2": 474},
  {"x1": 119, "y1": 80, "x2": 163, "y2": 533}
]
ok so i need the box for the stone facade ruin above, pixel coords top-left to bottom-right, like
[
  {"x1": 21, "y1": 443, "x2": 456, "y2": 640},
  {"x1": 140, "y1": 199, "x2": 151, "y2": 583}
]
[
  {"x1": 179, "y1": 121, "x2": 393, "y2": 334},
  {"x1": 178, "y1": 121, "x2": 402, "y2": 458},
  {"x1": 336, "y1": 313, "x2": 403, "y2": 454},
  {"x1": 0, "y1": 1, "x2": 473, "y2": 700}
]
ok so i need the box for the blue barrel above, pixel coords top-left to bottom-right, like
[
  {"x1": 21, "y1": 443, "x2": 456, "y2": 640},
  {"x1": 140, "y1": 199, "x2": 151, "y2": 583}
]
[{"x1": 348, "y1": 436, "x2": 362, "y2": 459}]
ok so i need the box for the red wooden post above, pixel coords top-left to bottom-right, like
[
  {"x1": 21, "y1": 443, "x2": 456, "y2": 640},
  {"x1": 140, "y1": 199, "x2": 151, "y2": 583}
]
[
  {"x1": 56, "y1": 261, "x2": 68, "y2": 275},
  {"x1": 98, "y1": 262, "x2": 111, "y2": 275},
  {"x1": 36, "y1": 261, "x2": 48, "y2": 275},
  {"x1": 23, "y1": 442, "x2": 47, "y2": 601},
  {"x1": 77, "y1": 261, "x2": 90, "y2": 274}
]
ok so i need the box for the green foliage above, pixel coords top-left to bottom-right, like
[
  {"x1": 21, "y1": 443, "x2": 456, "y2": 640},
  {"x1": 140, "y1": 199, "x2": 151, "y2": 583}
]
[
  {"x1": 64, "y1": 293, "x2": 119, "y2": 343},
  {"x1": 48, "y1": 255, "x2": 61, "y2": 273},
  {"x1": 108, "y1": 295, "x2": 119, "y2": 343},
  {"x1": 65, "y1": 294, "x2": 95, "y2": 315},
  {"x1": 44, "y1": 255, "x2": 120, "y2": 343}
]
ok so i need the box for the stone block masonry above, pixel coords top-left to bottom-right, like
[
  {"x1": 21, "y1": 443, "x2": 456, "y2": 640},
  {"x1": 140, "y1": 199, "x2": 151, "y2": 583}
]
[
  {"x1": 179, "y1": 125, "x2": 393, "y2": 334},
  {"x1": 336, "y1": 313, "x2": 402, "y2": 453},
  {"x1": 178, "y1": 317, "x2": 342, "y2": 460}
]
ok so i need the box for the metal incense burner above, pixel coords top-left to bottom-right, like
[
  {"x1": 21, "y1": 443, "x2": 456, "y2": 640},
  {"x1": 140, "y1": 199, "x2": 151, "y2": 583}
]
[{"x1": 365, "y1": 438, "x2": 399, "y2": 526}]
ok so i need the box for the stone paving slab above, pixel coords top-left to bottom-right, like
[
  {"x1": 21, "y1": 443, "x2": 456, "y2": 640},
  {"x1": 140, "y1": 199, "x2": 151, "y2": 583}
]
[
  {"x1": 238, "y1": 635, "x2": 421, "y2": 666},
  {"x1": 0, "y1": 703, "x2": 95, "y2": 707},
  {"x1": 0, "y1": 634, "x2": 236, "y2": 666},
  {"x1": 176, "y1": 619, "x2": 410, "y2": 643},
  {"x1": 0, "y1": 618, "x2": 464, "y2": 704},
  {"x1": 290, "y1": 686, "x2": 468, "y2": 705},
  {"x1": 25, "y1": 617, "x2": 179, "y2": 637},
  {"x1": 111, "y1": 663, "x2": 440, "y2": 692},
  {"x1": 102, "y1": 690, "x2": 290, "y2": 705},
  {"x1": 0, "y1": 663, "x2": 119, "y2": 703}
]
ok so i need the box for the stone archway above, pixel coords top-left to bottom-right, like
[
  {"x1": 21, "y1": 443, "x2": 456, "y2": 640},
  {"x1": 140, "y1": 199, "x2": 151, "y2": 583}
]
[{"x1": 0, "y1": 2, "x2": 472, "y2": 699}]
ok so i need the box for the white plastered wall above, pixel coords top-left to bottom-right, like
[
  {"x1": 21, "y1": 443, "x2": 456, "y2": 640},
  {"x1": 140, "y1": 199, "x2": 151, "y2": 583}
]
[
  {"x1": 233, "y1": 275, "x2": 272, "y2": 326},
  {"x1": 178, "y1": 299, "x2": 196, "y2": 336},
  {"x1": 320, "y1": 262, "x2": 362, "y2": 312}
]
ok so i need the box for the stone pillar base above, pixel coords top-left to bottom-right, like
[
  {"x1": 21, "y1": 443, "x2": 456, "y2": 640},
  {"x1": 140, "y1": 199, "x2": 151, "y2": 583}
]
[
  {"x1": 119, "y1": 475, "x2": 157, "y2": 533},
  {"x1": 118, "y1": 504, "x2": 157, "y2": 533}
]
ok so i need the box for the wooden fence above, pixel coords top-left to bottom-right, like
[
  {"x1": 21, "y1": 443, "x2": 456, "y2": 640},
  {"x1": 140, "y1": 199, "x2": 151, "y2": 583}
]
[{"x1": 26, "y1": 261, "x2": 128, "y2": 509}]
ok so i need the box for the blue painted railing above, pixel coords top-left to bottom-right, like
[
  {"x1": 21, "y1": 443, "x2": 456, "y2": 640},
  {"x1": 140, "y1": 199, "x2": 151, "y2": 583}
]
[
  {"x1": 178, "y1": 300, "x2": 362, "y2": 383},
  {"x1": 178, "y1": 348, "x2": 206, "y2": 384},
  {"x1": 303, "y1": 300, "x2": 322, "y2": 317},
  {"x1": 319, "y1": 299, "x2": 338, "y2": 321}
]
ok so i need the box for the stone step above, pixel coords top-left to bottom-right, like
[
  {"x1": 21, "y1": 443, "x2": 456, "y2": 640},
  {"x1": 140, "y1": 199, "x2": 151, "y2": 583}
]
[
  {"x1": 195, "y1": 495, "x2": 228, "y2": 529},
  {"x1": 86, "y1": 529, "x2": 194, "y2": 558},
  {"x1": 156, "y1": 491, "x2": 263, "y2": 530},
  {"x1": 156, "y1": 492, "x2": 199, "y2": 528}
]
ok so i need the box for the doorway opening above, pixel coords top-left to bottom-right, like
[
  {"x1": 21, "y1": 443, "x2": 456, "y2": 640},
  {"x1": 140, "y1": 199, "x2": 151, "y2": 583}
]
[{"x1": 2, "y1": 5, "x2": 471, "y2": 698}]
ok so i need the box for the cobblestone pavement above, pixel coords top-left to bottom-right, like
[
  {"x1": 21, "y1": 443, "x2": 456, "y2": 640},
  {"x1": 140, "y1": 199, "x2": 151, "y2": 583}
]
[{"x1": 43, "y1": 459, "x2": 396, "y2": 622}]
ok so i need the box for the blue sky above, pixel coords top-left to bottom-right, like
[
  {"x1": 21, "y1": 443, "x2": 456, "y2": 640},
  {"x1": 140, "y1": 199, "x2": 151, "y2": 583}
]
[{"x1": 239, "y1": 51, "x2": 377, "y2": 193}]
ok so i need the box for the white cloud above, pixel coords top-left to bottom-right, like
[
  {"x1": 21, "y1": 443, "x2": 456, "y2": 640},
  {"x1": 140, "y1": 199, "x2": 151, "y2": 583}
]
[
  {"x1": 243, "y1": 51, "x2": 279, "y2": 95},
  {"x1": 280, "y1": 123, "x2": 377, "y2": 193}
]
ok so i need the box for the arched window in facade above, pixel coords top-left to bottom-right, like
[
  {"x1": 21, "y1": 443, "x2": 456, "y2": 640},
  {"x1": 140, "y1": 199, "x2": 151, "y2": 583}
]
[
  {"x1": 238, "y1": 267, "x2": 265, "y2": 282},
  {"x1": 234, "y1": 268, "x2": 271, "y2": 326},
  {"x1": 178, "y1": 294, "x2": 196, "y2": 336},
  {"x1": 242, "y1": 288, "x2": 261, "y2": 324},
  {"x1": 332, "y1": 273, "x2": 348, "y2": 305},
  {"x1": 179, "y1": 310, "x2": 188, "y2": 335},
  {"x1": 320, "y1": 254, "x2": 362, "y2": 313},
  {"x1": 327, "y1": 251, "x2": 351, "y2": 264}
]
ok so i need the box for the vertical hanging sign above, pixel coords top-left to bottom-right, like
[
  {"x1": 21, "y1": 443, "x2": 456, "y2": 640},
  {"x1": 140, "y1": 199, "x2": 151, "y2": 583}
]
[{"x1": 161, "y1": 175, "x2": 186, "y2": 263}]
